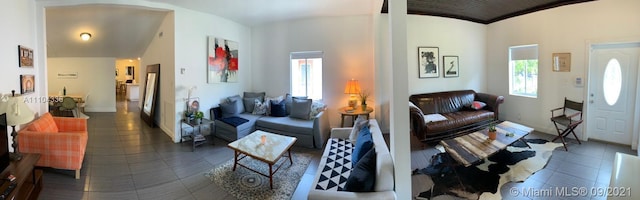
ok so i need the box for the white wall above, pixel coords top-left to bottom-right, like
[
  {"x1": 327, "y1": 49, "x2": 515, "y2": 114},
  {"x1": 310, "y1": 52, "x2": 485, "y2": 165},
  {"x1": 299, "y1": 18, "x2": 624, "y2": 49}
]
[
  {"x1": 47, "y1": 57, "x2": 117, "y2": 112},
  {"x1": 252, "y1": 15, "x2": 376, "y2": 128},
  {"x1": 0, "y1": 0, "x2": 42, "y2": 114},
  {"x1": 140, "y1": 11, "x2": 175, "y2": 139},
  {"x1": 376, "y1": 14, "x2": 487, "y2": 132},
  {"x1": 171, "y1": 9, "x2": 252, "y2": 142},
  {"x1": 486, "y1": 0, "x2": 640, "y2": 139},
  {"x1": 0, "y1": 0, "x2": 40, "y2": 151}
]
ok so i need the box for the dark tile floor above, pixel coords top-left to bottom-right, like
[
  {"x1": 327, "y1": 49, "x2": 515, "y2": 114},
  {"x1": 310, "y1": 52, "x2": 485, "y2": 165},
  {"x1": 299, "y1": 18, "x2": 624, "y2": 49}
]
[
  {"x1": 409, "y1": 130, "x2": 637, "y2": 200},
  {"x1": 39, "y1": 96, "x2": 321, "y2": 200}
]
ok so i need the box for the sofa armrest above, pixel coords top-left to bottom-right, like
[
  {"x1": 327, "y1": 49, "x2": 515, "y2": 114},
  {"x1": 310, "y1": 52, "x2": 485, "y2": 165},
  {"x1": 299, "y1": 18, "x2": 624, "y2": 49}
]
[
  {"x1": 312, "y1": 111, "x2": 331, "y2": 148},
  {"x1": 476, "y1": 92, "x2": 505, "y2": 120},
  {"x1": 409, "y1": 102, "x2": 427, "y2": 141},
  {"x1": 330, "y1": 128, "x2": 352, "y2": 139},
  {"x1": 53, "y1": 117, "x2": 88, "y2": 132}
]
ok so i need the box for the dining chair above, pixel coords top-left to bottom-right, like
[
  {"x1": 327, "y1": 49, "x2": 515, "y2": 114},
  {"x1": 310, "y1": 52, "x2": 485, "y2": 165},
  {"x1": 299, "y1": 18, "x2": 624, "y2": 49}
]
[
  {"x1": 59, "y1": 97, "x2": 78, "y2": 117},
  {"x1": 77, "y1": 94, "x2": 89, "y2": 113}
]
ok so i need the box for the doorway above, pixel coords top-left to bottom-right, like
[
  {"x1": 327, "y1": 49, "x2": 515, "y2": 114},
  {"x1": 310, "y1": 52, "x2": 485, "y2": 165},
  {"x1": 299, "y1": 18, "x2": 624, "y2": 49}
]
[{"x1": 587, "y1": 42, "x2": 640, "y2": 145}]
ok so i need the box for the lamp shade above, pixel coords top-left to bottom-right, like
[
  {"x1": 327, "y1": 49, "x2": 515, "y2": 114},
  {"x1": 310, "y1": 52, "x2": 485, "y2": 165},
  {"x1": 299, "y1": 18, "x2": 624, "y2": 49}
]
[
  {"x1": 0, "y1": 96, "x2": 34, "y2": 126},
  {"x1": 344, "y1": 79, "x2": 361, "y2": 95}
]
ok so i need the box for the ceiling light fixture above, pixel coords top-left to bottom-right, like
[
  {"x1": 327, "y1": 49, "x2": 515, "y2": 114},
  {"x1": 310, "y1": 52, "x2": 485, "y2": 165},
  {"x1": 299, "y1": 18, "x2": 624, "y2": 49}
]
[{"x1": 80, "y1": 32, "x2": 92, "y2": 41}]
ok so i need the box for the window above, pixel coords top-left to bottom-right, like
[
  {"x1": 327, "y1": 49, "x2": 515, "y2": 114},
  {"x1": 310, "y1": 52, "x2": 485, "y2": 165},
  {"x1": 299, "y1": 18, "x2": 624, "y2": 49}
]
[
  {"x1": 509, "y1": 45, "x2": 538, "y2": 98},
  {"x1": 290, "y1": 51, "x2": 323, "y2": 100}
]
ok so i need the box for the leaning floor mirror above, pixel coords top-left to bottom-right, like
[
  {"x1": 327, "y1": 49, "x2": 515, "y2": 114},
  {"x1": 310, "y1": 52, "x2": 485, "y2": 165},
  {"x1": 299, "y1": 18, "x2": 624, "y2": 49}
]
[{"x1": 141, "y1": 64, "x2": 160, "y2": 127}]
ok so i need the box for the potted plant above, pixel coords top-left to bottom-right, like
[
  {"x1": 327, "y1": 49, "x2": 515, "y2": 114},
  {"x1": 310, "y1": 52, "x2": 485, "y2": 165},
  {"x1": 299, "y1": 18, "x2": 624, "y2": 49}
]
[
  {"x1": 487, "y1": 123, "x2": 497, "y2": 140},
  {"x1": 194, "y1": 111, "x2": 204, "y2": 124},
  {"x1": 359, "y1": 90, "x2": 370, "y2": 111}
]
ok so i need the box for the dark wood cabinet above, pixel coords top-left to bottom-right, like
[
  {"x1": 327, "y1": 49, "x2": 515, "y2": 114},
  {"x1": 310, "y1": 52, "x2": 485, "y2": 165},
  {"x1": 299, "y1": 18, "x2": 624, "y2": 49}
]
[{"x1": 1, "y1": 153, "x2": 42, "y2": 200}]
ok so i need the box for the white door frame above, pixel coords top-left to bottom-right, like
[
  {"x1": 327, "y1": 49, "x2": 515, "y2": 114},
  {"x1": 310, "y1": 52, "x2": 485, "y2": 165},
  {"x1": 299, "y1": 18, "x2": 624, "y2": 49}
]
[{"x1": 585, "y1": 38, "x2": 640, "y2": 150}]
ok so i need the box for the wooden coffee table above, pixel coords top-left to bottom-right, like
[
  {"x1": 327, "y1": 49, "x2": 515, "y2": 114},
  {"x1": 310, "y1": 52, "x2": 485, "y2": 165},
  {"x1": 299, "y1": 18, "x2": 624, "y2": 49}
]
[
  {"x1": 227, "y1": 130, "x2": 297, "y2": 189},
  {"x1": 440, "y1": 121, "x2": 533, "y2": 167}
]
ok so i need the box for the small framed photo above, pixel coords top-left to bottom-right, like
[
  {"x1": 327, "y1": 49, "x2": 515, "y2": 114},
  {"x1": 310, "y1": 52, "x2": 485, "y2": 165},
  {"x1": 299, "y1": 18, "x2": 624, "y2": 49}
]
[
  {"x1": 187, "y1": 97, "x2": 200, "y2": 115},
  {"x1": 443, "y1": 56, "x2": 459, "y2": 78},
  {"x1": 20, "y1": 75, "x2": 35, "y2": 94},
  {"x1": 18, "y1": 45, "x2": 34, "y2": 67},
  {"x1": 418, "y1": 47, "x2": 439, "y2": 78},
  {"x1": 552, "y1": 53, "x2": 571, "y2": 72}
]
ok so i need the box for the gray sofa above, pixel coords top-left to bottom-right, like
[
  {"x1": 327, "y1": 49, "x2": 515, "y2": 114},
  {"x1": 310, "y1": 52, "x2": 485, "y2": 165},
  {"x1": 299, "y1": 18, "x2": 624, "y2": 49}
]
[
  {"x1": 308, "y1": 119, "x2": 396, "y2": 199},
  {"x1": 210, "y1": 96, "x2": 330, "y2": 148}
]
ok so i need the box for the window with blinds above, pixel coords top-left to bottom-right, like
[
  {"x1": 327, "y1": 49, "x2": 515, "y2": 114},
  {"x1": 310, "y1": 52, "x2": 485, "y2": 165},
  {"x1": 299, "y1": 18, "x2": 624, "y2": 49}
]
[
  {"x1": 509, "y1": 45, "x2": 539, "y2": 98},
  {"x1": 290, "y1": 51, "x2": 323, "y2": 100}
]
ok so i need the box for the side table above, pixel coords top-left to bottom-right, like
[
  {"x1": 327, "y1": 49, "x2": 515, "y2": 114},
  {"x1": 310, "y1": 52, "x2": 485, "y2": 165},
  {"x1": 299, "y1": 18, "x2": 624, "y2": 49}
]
[
  {"x1": 180, "y1": 118, "x2": 214, "y2": 151},
  {"x1": 338, "y1": 106, "x2": 373, "y2": 127}
]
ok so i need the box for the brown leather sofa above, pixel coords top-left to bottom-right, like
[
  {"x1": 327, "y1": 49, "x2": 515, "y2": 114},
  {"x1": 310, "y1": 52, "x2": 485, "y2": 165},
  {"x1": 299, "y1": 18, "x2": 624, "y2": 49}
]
[{"x1": 409, "y1": 90, "x2": 504, "y2": 143}]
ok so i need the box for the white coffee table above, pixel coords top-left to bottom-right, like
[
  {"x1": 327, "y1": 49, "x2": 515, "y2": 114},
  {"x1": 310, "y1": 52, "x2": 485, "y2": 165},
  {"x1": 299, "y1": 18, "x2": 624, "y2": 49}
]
[{"x1": 227, "y1": 130, "x2": 297, "y2": 189}]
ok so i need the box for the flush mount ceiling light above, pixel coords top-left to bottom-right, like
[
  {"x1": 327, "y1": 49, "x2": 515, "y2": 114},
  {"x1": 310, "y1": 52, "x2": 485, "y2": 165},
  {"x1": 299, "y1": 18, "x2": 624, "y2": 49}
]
[{"x1": 80, "y1": 32, "x2": 92, "y2": 41}]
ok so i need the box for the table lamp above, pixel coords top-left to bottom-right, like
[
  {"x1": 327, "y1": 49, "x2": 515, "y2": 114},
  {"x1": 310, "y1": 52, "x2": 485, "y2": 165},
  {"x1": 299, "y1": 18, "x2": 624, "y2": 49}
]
[
  {"x1": 0, "y1": 90, "x2": 35, "y2": 160},
  {"x1": 343, "y1": 79, "x2": 361, "y2": 109}
]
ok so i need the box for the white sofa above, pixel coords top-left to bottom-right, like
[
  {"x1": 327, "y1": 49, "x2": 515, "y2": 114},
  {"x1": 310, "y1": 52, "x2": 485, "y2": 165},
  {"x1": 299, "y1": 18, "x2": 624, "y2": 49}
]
[{"x1": 308, "y1": 119, "x2": 396, "y2": 199}]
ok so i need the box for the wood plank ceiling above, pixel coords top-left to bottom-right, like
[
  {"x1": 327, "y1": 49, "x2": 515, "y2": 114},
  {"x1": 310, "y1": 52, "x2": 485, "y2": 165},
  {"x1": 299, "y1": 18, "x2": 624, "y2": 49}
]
[{"x1": 381, "y1": 0, "x2": 594, "y2": 24}]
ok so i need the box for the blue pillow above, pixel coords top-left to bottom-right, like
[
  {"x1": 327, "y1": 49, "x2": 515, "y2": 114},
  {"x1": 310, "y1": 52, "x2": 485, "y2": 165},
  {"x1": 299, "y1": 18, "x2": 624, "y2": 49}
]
[
  {"x1": 270, "y1": 100, "x2": 287, "y2": 117},
  {"x1": 343, "y1": 148, "x2": 376, "y2": 192},
  {"x1": 219, "y1": 100, "x2": 238, "y2": 118},
  {"x1": 351, "y1": 126, "x2": 373, "y2": 165}
]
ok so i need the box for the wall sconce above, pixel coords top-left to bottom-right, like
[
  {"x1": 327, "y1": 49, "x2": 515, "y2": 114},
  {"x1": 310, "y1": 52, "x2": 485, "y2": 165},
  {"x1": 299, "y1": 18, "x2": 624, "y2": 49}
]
[{"x1": 80, "y1": 32, "x2": 92, "y2": 41}]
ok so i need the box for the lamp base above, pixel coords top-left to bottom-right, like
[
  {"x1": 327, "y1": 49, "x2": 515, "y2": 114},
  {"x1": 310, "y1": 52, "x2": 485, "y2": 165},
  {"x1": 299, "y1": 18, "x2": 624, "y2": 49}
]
[{"x1": 10, "y1": 152, "x2": 22, "y2": 161}]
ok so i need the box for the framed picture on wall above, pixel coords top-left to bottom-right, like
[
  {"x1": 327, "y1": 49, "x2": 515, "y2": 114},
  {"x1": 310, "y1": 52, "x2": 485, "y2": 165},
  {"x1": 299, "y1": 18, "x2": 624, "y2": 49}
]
[
  {"x1": 18, "y1": 45, "x2": 34, "y2": 68},
  {"x1": 443, "y1": 56, "x2": 459, "y2": 78},
  {"x1": 418, "y1": 47, "x2": 439, "y2": 78},
  {"x1": 20, "y1": 75, "x2": 35, "y2": 94}
]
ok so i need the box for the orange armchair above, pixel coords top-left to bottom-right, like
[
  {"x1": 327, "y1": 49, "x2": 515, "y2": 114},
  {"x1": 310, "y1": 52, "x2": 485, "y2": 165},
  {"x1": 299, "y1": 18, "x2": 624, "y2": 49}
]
[{"x1": 18, "y1": 113, "x2": 88, "y2": 179}]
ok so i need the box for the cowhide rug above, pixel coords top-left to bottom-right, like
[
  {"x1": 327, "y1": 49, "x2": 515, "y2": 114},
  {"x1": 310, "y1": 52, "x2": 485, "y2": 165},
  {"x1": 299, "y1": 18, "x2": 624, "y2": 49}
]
[{"x1": 413, "y1": 139, "x2": 562, "y2": 200}]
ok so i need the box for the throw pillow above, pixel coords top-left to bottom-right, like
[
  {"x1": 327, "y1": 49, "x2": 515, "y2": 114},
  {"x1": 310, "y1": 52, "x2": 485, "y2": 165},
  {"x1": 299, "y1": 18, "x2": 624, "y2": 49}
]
[
  {"x1": 351, "y1": 125, "x2": 373, "y2": 165},
  {"x1": 270, "y1": 99, "x2": 287, "y2": 117},
  {"x1": 290, "y1": 98, "x2": 312, "y2": 120},
  {"x1": 227, "y1": 95, "x2": 245, "y2": 114},
  {"x1": 343, "y1": 148, "x2": 376, "y2": 192},
  {"x1": 284, "y1": 94, "x2": 308, "y2": 115},
  {"x1": 243, "y1": 97, "x2": 260, "y2": 113},
  {"x1": 264, "y1": 95, "x2": 284, "y2": 116},
  {"x1": 309, "y1": 101, "x2": 327, "y2": 119},
  {"x1": 466, "y1": 101, "x2": 487, "y2": 110},
  {"x1": 28, "y1": 113, "x2": 59, "y2": 133},
  {"x1": 349, "y1": 115, "x2": 369, "y2": 143},
  {"x1": 252, "y1": 99, "x2": 267, "y2": 115},
  {"x1": 219, "y1": 100, "x2": 238, "y2": 118}
]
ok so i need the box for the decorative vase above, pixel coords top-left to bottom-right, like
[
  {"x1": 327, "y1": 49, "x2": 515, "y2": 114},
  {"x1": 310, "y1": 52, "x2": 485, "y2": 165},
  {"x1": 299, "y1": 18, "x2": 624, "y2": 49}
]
[
  {"x1": 488, "y1": 131, "x2": 497, "y2": 140},
  {"x1": 194, "y1": 118, "x2": 201, "y2": 124},
  {"x1": 361, "y1": 104, "x2": 367, "y2": 111}
]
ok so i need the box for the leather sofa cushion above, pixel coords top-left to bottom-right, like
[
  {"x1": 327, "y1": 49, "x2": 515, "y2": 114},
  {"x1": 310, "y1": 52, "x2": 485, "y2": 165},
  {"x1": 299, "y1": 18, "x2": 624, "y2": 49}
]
[
  {"x1": 427, "y1": 110, "x2": 494, "y2": 133},
  {"x1": 410, "y1": 90, "x2": 476, "y2": 114}
]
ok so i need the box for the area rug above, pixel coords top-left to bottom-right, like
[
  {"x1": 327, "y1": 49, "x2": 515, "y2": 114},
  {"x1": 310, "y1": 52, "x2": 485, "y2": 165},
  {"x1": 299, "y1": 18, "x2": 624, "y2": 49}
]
[
  {"x1": 204, "y1": 152, "x2": 312, "y2": 200},
  {"x1": 413, "y1": 139, "x2": 562, "y2": 200}
]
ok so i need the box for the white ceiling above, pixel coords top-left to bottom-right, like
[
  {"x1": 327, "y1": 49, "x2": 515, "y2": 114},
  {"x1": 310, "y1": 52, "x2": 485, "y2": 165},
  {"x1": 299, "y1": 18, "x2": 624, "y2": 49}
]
[
  {"x1": 44, "y1": 0, "x2": 380, "y2": 59},
  {"x1": 46, "y1": 5, "x2": 168, "y2": 59}
]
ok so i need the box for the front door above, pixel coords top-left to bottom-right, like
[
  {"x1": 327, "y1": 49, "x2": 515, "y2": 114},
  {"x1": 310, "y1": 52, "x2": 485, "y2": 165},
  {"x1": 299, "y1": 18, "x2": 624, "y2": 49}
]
[{"x1": 587, "y1": 43, "x2": 639, "y2": 145}]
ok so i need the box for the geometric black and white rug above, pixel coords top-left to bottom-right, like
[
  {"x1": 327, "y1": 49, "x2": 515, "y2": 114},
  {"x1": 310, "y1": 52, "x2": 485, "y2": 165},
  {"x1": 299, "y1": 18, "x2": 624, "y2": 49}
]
[{"x1": 413, "y1": 139, "x2": 562, "y2": 200}]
